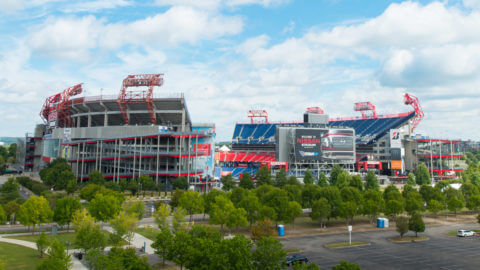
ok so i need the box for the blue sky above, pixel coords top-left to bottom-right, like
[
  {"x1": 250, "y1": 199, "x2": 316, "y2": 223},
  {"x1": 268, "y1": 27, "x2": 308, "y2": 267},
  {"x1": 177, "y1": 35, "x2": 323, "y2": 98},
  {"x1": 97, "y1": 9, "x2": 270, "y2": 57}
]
[{"x1": 0, "y1": 0, "x2": 479, "y2": 141}]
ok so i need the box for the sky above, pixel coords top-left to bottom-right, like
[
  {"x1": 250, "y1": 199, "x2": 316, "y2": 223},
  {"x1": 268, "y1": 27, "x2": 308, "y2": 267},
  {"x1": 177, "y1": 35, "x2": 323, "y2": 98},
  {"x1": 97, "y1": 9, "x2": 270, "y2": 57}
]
[{"x1": 0, "y1": 0, "x2": 479, "y2": 141}]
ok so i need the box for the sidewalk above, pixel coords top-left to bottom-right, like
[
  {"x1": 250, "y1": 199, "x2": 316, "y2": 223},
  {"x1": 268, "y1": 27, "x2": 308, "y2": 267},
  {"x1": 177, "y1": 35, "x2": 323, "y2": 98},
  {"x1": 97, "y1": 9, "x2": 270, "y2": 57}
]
[
  {"x1": 0, "y1": 234, "x2": 87, "y2": 270},
  {"x1": 104, "y1": 226, "x2": 155, "y2": 254}
]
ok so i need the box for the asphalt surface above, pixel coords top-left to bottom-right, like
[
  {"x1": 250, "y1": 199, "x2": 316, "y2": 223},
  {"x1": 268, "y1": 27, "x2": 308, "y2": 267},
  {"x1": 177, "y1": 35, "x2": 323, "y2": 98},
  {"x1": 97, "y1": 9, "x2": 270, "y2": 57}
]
[{"x1": 281, "y1": 222, "x2": 480, "y2": 270}]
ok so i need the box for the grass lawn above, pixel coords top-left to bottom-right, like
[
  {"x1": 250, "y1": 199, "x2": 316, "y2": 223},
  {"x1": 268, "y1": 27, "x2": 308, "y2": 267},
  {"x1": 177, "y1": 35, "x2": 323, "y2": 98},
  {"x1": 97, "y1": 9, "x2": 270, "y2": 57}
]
[
  {"x1": 325, "y1": 241, "x2": 370, "y2": 249},
  {"x1": 5, "y1": 231, "x2": 125, "y2": 249},
  {"x1": 135, "y1": 227, "x2": 161, "y2": 241},
  {"x1": 284, "y1": 247, "x2": 301, "y2": 253},
  {"x1": 0, "y1": 242, "x2": 44, "y2": 270},
  {"x1": 389, "y1": 236, "x2": 429, "y2": 242}
]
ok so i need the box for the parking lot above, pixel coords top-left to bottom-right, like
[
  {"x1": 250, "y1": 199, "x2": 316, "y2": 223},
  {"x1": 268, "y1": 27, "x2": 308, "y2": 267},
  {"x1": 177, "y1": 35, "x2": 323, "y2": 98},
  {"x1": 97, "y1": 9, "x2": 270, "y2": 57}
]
[{"x1": 281, "y1": 222, "x2": 480, "y2": 269}]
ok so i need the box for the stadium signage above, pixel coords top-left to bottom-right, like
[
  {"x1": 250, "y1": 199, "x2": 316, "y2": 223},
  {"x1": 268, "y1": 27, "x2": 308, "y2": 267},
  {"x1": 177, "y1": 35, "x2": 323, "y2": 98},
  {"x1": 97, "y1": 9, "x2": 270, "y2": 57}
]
[{"x1": 295, "y1": 129, "x2": 323, "y2": 161}]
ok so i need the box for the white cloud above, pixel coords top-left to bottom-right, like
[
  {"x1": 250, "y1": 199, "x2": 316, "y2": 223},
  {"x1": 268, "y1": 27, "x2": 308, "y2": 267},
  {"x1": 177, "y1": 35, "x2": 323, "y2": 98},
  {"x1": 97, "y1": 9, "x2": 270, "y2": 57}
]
[
  {"x1": 154, "y1": 0, "x2": 290, "y2": 9},
  {"x1": 27, "y1": 6, "x2": 243, "y2": 59},
  {"x1": 28, "y1": 15, "x2": 102, "y2": 60},
  {"x1": 62, "y1": 0, "x2": 132, "y2": 13}
]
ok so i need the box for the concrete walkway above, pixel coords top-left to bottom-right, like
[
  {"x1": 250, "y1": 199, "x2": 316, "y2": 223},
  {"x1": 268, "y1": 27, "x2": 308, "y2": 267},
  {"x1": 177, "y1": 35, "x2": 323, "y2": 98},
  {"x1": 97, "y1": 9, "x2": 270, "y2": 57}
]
[
  {"x1": 0, "y1": 234, "x2": 87, "y2": 270},
  {"x1": 104, "y1": 226, "x2": 155, "y2": 254}
]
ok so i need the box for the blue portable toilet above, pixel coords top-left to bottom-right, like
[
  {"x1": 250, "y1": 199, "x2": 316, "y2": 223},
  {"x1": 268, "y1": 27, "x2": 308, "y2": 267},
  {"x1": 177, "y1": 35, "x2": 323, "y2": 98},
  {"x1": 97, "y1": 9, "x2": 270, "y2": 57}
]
[
  {"x1": 277, "y1": 225, "x2": 285, "y2": 236},
  {"x1": 376, "y1": 218, "x2": 384, "y2": 228}
]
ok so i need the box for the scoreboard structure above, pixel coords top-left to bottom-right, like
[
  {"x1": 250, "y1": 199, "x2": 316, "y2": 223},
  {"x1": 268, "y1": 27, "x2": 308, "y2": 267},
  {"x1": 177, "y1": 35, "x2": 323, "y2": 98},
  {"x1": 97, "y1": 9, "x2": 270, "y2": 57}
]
[{"x1": 276, "y1": 125, "x2": 355, "y2": 176}]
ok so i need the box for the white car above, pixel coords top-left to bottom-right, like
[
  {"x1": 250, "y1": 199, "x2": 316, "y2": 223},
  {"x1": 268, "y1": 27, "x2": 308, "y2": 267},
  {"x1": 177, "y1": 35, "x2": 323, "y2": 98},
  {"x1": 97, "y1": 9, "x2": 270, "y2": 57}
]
[{"x1": 457, "y1": 230, "x2": 475, "y2": 237}]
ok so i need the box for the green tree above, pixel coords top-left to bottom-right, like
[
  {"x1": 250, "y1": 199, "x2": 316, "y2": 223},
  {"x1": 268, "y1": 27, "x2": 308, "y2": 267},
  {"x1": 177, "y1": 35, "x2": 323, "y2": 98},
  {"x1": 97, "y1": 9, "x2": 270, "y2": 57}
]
[
  {"x1": 89, "y1": 170, "x2": 105, "y2": 186},
  {"x1": 335, "y1": 171, "x2": 351, "y2": 189},
  {"x1": 36, "y1": 232, "x2": 50, "y2": 258},
  {"x1": 384, "y1": 200, "x2": 403, "y2": 220},
  {"x1": 405, "y1": 192, "x2": 424, "y2": 215},
  {"x1": 339, "y1": 201, "x2": 358, "y2": 225},
  {"x1": 17, "y1": 195, "x2": 53, "y2": 234},
  {"x1": 239, "y1": 172, "x2": 254, "y2": 189},
  {"x1": 230, "y1": 187, "x2": 248, "y2": 208},
  {"x1": 172, "y1": 176, "x2": 189, "y2": 191},
  {"x1": 383, "y1": 185, "x2": 403, "y2": 202},
  {"x1": 274, "y1": 169, "x2": 288, "y2": 188},
  {"x1": 407, "y1": 173, "x2": 416, "y2": 186},
  {"x1": 109, "y1": 211, "x2": 138, "y2": 245},
  {"x1": 287, "y1": 175, "x2": 301, "y2": 186},
  {"x1": 88, "y1": 193, "x2": 122, "y2": 223},
  {"x1": 332, "y1": 260, "x2": 361, "y2": 270},
  {"x1": 329, "y1": 165, "x2": 342, "y2": 186},
  {"x1": 415, "y1": 163, "x2": 431, "y2": 185},
  {"x1": 292, "y1": 262, "x2": 321, "y2": 270},
  {"x1": 349, "y1": 175, "x2": 363, "y2": 191},
  {"x1": 427, "y1": 199, "x2": 443, "y2": 218},
  {"x1": 178, "y1": 190, "x2": 204, "y2": 222},
  {"x1": 256, "y1": 166, "x2": 273, "y2": 186},
  {"x1": 447, "y1": 196, "x2": 464, "y2": 217},
  {"x1": 317, "y1": 173, "x2": 328, "y2": 187},
  {"x1": 310, "y1": 198, "x2": 331, "y2": 228},
  {"x1": 168, "y1": 230, "x2": 192, "y2": 270},
  {"x1": 65, "y1": 179, "x2": 77, "y2": 195},
  {"x1": 172, "y1": 207, "x2": 187, "y2": 231},
  {"x1": 252, "y1": 236, "x2": 287, "y2": 270},
  {"x1": 285, "y1": 201, "x2": 302, "y2": 230},
  {"x1": 138, "y1": 175, "x2": 156, "y2": 191},
  {"x1": 301, "y1": 184, "x2": 321, "y2": 208},
  {"x1": 395, "y1": 216, "x2": 409, "y2": 238},
  {"x1": 169, "y1": 188, "x2": 184, "y2": 208},
  {"x1": 0, "y1": 205, "x2": 5, "y2": 224},
  {"x1": 202, "y1": 188, "x2": 223, "y2": 216},
  {"x1": 363, "y1": 189, "x2": 384, "y2": 224},
  {"x1": 127, "y1": 179, "x2": 139, "y2": 196},
  {"x1": 105, "y1": 247, "x2": 150, "y2": 270},
  {"x1": 216, "y1": 235, "x2": 254, "y2": 270},
  {"x1": 123, "y1": 198, "x2": 145, "y2": 220},
  {"x1": 283, "y1": 184, "x2": 302, "y2": 204},
  {"x1": 466, "y1": 194, "x2": 480, "y2": 211},
  {"x1": 46, "y1": 239, "x2": 72, "y2": 270},
  {"x1": 408, "y1": 212, "x2": 425, "y2": 237},
  {"x1": 364, "y1": 171, "x2": 379, "y2": 190},
  {"x1": 318, "y1": 186, "x2": 342, "y2": 218},
  {"x1": 72, "y1": 209, "x2": 107, "y2": 252},
  {"x1": 209, "y1": 195, "x2": 238, "y2": 232},
  {"x1": 3, "y1": 201, "x2": 19, "y2": 223},
  {"x1": 53, "y1": 196, "x2": 82, "y2": 230},
  {"x1": 303, "y1": 169, "x2": 314, "y2": 185},
  {"x1": 152, "y1": 226, "x2": 174, "y2": 266},
  {"x1": 154, "y1": 203, "x2": 171, "y2": 228},
  {"x1": 221, "y1": 174, "x2": 236, "y2": 192},
  {"x1": 238, "y1": 192, "x2": 262, "y2": 227}
]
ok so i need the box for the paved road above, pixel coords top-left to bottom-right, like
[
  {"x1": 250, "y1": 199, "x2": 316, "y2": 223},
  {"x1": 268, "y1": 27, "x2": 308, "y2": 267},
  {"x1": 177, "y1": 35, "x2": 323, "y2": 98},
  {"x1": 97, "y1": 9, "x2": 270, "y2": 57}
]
[{"x1": 281, "y1": 222, "x2": 480, "y2": 270}]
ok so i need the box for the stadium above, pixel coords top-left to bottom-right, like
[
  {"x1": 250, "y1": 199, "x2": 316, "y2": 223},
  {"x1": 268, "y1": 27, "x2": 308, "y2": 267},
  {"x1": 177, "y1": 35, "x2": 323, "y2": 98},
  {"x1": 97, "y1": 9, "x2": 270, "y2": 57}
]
[
  {"x1": 25, "y1": 74, "x2": 215, "y2": 190},
  {"x1": 216, "y1": 94, "x2": 465, "y2": 181}
]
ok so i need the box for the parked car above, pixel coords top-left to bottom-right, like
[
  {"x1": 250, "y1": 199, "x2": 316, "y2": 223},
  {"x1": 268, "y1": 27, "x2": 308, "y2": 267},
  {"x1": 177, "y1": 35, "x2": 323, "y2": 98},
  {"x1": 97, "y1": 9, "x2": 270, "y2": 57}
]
[
  {"x1": 457, "y1": 230, "x2": 475, "y2": 237},
  {"x1": 286, "y1": 254, "x2": 309, "y2": 266}
]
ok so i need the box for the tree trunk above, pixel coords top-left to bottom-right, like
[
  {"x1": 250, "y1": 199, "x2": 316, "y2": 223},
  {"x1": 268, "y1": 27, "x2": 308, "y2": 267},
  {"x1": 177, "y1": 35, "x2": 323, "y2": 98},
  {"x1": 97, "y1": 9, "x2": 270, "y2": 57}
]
[{"x1": 415, "y1": 231, "x2": 418, "y2": 237}]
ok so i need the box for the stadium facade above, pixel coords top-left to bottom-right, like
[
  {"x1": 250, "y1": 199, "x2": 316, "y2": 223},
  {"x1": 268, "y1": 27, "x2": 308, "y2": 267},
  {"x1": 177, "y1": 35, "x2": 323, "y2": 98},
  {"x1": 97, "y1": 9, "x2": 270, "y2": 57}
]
[
  {"x1": 25, "y1": 74, "x2": 215, "y2": 189},
  {"x1": 217, "y1": 94, "x2": 465, "y2": 180}
]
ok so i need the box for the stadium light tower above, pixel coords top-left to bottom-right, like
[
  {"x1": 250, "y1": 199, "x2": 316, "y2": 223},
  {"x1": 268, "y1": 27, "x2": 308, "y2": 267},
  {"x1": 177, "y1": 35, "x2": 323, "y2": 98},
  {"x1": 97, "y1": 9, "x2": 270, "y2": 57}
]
[
  {"x1": 403, "y1": 93, "x2": 424, "y2": 133},
  {"x1": 40, "y1": 84, "x2": 83, "y2": 127},
  {"x1": 354, "y1": 102, "x2": 378, "y2": 119},
  {"x1": 117, "y1": 74, "x2": 164, "y2": 125},
  {"x1": 247, "y1": 110, "x2": 269, "y2": 124}
]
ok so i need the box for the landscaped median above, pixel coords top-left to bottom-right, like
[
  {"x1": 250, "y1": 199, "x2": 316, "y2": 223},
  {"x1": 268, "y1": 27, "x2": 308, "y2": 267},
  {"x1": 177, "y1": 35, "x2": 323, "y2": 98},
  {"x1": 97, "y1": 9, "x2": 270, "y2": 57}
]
[
  {"x1": 325, "y1": 241, "x2": 370, "y2": 249},
  {"x1": 388, "y1": 236, "x2": 429, "y2": 242}
]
